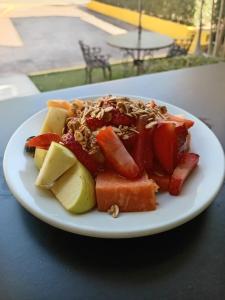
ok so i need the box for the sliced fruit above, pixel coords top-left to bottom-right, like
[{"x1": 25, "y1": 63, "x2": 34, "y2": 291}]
[
  {"x1": 61, "y1": 131, "x2": 101, "y2": 175},
  {"x1": 148, "y1": 172, "x2": 170, "y2": 191},
  {"x1": 24, "y1": 136, "x2": 36, "y2": 154},
  {"x1": 176, "y1": 125, "x2": 189, "y2": 151},
  {"x1": 86, "y1": 117, "x2": 108, "y2": 130},
  {"x1": 51, "y1": 162, "x2": 96, "y2": 214},
  {"x1": 122, "y1": 133, "x2": 138, "y2": 153},
  {"x1": 34, "y1": 148, "x2": 48, "y2": 169},
  {"x1": 167, "y1": 113, "x2": 194, "y2": 129},
  {"x1": 111, "y1": 109, "x2": 135, "y2": 126},
  {"x1": 96, "y1": 126, "x2": 140, "y2": 179},
  {"x1": 71, "y1": 99, "x2": 84, "y2": 111},
  {"x1": 47, "y1": 99, "x2": 73, "y2": 116},
  {"x1": 96, "y1": 171, "x2": 158, "y2": 212},
  {"x1": 27, "y1": 133, "x2": 61, "y2": 150},
  {"x1": 86, "y1": 109, "x2": 135, "y2": 130},
  {"x1": 180, "y1": 133, "x2": 191, "y2": 153},
  {"x1": 169, "y1": 153, "x2": 199, "y2": 196},
  {"x1": 153, "y1": 122, "x2": 188, "y2": 174},
  {"x1": 40, "y1": 107, "x2": 68, "y2": 135},
  {"x1": 33, "y1": 132, "x2": 61, "y2": 169},
  {"x1": 153, "y1": 122, "x2": 176, "y2": 174},
  {"x1": 47, "y1": 99, "x2": 71, "y2": 109},
  {"x1": 132, "y1": 117, "x2": 153, "y2": 173},
  {"x1": 35, "y1": 142, "x2": 76, "y2": 188},
  {"x1": 34, "y1": 106, "x2": 68, "y2": 169}
]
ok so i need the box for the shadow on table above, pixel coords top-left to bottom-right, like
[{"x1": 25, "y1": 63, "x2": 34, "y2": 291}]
[{"x1": 19, "y1": 205, "x2": 209, "y2": 283}]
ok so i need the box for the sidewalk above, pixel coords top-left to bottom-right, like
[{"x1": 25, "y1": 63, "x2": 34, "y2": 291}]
[
  {"x1": 0, "y1": 73, "x2": 39, "y2": 101},
  {"x1": 0, "y1": 18, "x2": 23, "y2": 47},
  {"x1": 0, "y1": 2, "x2": 126, "y2": 47},
  {"x1": 0, "y1": 1, "x2": 129, "y2": 100}
]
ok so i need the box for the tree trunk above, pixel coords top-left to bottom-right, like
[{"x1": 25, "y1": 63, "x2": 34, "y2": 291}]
[
  {"x1": 222, "y1": 34, "x2": 225, "y2": 57},
  {"x1": 218, "y1": 19, "x2": 225, "y2": 55},
  {"x1": 208, "y1": 0, "x2": 215, "y2": 55},
  {"x1": 213, "y1": 0, "x2": 225, "y2": 56},
  {"x1": 194, "y1": 0, "x2": 205, "y2": 55}
]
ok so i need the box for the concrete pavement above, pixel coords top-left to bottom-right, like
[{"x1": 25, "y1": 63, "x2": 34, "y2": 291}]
[
  {"x1": 0, "y1": 2, "x2": 126, "y2": 47},
  {"x1": 0, "y1": 73, "x2": 39, "y2": 101},
  {"x1": 0, "y1": 1, "x2": 133, "y2": 99},
  {"x1": 0, "y1": 18, "x2": 23, "y2": 46}
]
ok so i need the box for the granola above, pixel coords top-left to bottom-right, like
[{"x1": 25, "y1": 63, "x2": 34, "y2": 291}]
[{"x1": 64, "y1": 95, "x2": 168, "y2": 154}]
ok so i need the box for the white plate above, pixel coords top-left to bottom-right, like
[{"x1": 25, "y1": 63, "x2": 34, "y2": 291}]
[{"x1": 3, "y1": 95, "x2": 225, "y2": 238}]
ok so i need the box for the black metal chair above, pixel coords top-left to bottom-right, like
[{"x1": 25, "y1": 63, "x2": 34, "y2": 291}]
[
  {"x1": 167, "y1": 34, "x2": 195, "y2": 57},
  {"x1": 79, "y1": 40, "x2": 112, "y2": 83}
]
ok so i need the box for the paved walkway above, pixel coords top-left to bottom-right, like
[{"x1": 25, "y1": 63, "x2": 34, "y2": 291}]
[
  {"x1": 0, "y1": 1, "x2": 132, "y2": 99},
  {"x1": 0, "y1": 3, "x2": 127, "y2": 47},
  {"x1": 0, "y1": 18, "x2": 23, "y2": 46},
  {"x1": 0, "y1": 73, "x2": 39, "y2": 101},
  {"x1": 0, "y1": 1, "x2": 136, "y2": 75}
]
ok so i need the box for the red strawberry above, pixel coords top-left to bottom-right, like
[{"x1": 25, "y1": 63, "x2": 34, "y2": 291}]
[
  {"x1": 61, "y1": 131, "x2": 101, "y2": 175},
  {"x1": 86, "y1": 109, "x2": 135, "y2": 130},
  {"x1": 167, "y1": 113, "x2": 194, "y2": 129},
  {"x1": 169, "y1": 153, "x2": 199, "y2": 195},
  {"x1": 96, "y1": 126, "x2": 140, "y2": 179},
  {"x1": 26, "y1": 133, "x2": 61, "y2": 150},
  {"x1": 111, "y1": 110, "x2": 135, "y2": 126},
  {"x1": 152, "y1": 122, "x2": 188, "y2": 174},
  {"x1": 175, "y1": 123, "x2": 189, "y2": 163},
  {"x1": 86, "y1": 117, "x2": 108, "y2": 131},
  {"x1": 132, "y1": 117, "x2": 153, "y2": 174},
  {"x1": 122, "y1": 133, "x2": 138, "y2": 153},
  {"x1": 148, "y1": 172, "x2": 170, "y2": 191}
]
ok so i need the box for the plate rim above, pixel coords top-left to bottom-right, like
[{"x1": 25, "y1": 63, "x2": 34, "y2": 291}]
[{"x1": 3, "y1": 94, "x2": 225, "y2": 238}]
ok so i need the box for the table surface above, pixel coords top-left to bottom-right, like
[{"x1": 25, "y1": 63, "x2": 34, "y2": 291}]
[
  {"x1": 1, "y1": 63, "x2": 225, "y2": 300},
  {"x1": 107, "y1": 30, "x2": 174, "y2": 51}
]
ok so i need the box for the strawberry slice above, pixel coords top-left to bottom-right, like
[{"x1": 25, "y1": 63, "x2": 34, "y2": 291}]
[
  {"x1": 153, "y1": 122, "x2": 188, "y2": 174},
  {"x1": 167, "y1": 113, "x2": 194, "y2": 129},
  {"x1": 153, "y1": 122, "x2": 176, "y2": 174},
  {"x1": 26, "y1": 133, "x2": 61, "y2": 150},
  {"x1": 61, "y1": 131, "x2": 101, "y2": 175},
  {"x1": 148, "y1": 172, "x2": 170, "y2": 191},
  {"x1": 175, "y1": 123, "x2": 189, "y2": 162},
  {"x1": 169, "y1": 153, "x2": 199, "y2": 196},
  {"x1": 96, "y1": 126, "x2": 140, "y2": 179},
  {"x1": 132, "y1": 117, "x2": 153, "y2": 174},
  {"x1": 111, "y1": 110, "x2": 135, "y2": 126},
  {"x1": 122, "y1": 133, "x2": 138, "y2": 153},
  {"x1": 86, "y1": 109, "x2": 135, "y2": 130},
  {"x1": 86, "y1": 117, "x2": 108, "y2": 131}
]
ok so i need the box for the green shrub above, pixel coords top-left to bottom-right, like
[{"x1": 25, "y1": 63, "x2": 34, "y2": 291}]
[{"x1": 96, "y1": 0, "x2": 196, "y2": 25}]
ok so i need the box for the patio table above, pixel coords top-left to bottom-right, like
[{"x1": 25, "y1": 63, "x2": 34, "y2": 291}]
[
  {"x1": 107, "y1": 30, "x2": 174, "y2": 74},
  {"x1": 1, "y1": 63, "x2": 225, "y2": 300}
]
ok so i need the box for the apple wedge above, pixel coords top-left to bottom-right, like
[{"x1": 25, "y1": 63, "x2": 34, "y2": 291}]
[
  {"x1": 34, "y1": 107, "x2": 68, "y2": 169},
  {"x1": 40, "y1": 107, "x2": 68, "y2": 135},
  {"x1": 34, "y1": 148, "x2": 48, "y2": 169},
  {"x1": 35, "y1": 142, "x2": 76, "y2": 188},
  {"x1": 51, "y1": 162, "x2": 96, "y2": 214}
]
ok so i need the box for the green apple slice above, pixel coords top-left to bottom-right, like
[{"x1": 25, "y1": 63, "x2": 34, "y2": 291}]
[
  {"x1": 34, "y1": 148, "x2": 48, "y2": 169},
  {"x1": 51, "y1": 162, "x2": 96, "y2": 214},
  {"x1": 35, "y1": 142, "x2": 76, "y2": 188},
  {"x1": 34, "y1": 107, "x2": 68, "y2": 169}
]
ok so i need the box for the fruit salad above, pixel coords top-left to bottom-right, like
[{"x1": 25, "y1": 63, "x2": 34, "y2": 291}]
[{"x1": 25, "y1": 96, "x2": 199, "y2": 217}]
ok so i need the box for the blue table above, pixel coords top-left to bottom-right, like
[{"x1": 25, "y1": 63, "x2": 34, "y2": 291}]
[{"x1": 1, "y1": 63, "x2": 225, "y2": 300}]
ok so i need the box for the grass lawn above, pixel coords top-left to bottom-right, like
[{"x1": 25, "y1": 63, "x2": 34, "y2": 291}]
[{"x1": 30, "y1": 56, "x2": 222, "y2": 92}]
